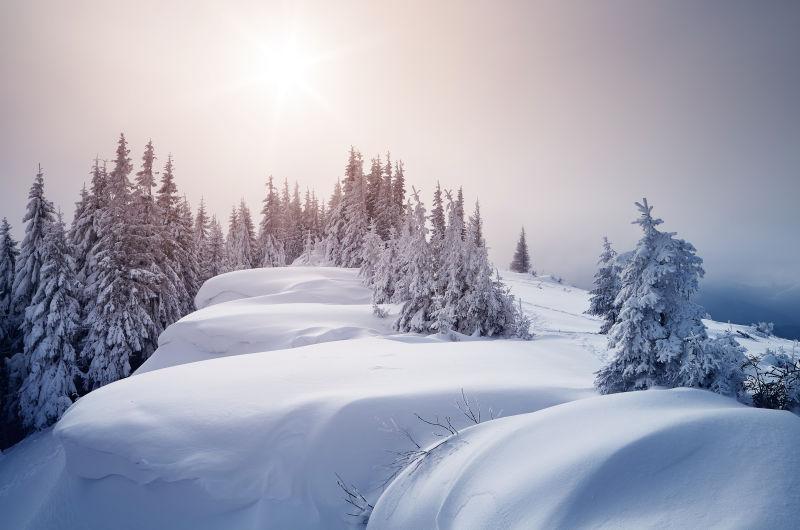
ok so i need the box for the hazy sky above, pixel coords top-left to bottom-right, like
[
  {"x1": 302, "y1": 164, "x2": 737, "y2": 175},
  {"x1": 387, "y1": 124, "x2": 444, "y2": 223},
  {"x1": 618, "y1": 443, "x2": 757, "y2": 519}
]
[{"x1": 1, "y1": 0, "x2": 798, "y2": 289}]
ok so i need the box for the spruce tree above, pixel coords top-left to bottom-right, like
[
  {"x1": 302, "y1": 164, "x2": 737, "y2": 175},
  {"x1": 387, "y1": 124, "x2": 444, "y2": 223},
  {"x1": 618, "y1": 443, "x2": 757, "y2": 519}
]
[
  {"x1": 432, "y1": 195, "x2": 468, "y2": 333},
  {"x1": 70, "y1": 158, "x2": 107, "y2": 299},
  {"x1": 0, "y1": 218, "x2": 19, "y2": 352},
  {"x1": 177, "y1": 197, "x2": 200, "y2": 311},
  {"x1": 11, "y1": 165, "x2": 56, "y2": 335},
  {"x1": 395, "y1": 192, "x2": 436, "y2": 333},
  {"x1": 360, "y1": 221, "x2": 383, "y2": 288},
  {"x1": 510, "y1": 227, "x2": 531, "y2": 273},
  {"x1": 206, "y1": 216, "x2": 226, "y2": 278},
  {"x1": 338, "y1": 147, "x2": 369, "y2": 267},
  {"x1": 595, "y1": 199, "x2": 739, "y2": 394},
  {"x1": 259, "y1": 176, "x2": 285, "y2": 267},
  {"x1": 587, "y1": 237, "x2": 621, "y2": 334},
  {"x1": 365, "y1": 156, "x2": 383, "y2": 223},
  {"x1": 195, "y1": 198, "x2": 211, "y2": 281},
  {"x1": 375, "y1": 153, "x2": 394, "y2": 239},
  {"x1": 81, "y1": 134, "x2": 158, "y2": 389},
  {"x1": 18, "y1": 216, "x2": 80, "y2": 430},
  {"x1": 372, "y1": 227, "x2": 399, "y2": 304},
  {"x1": 392, "y1": 160, "x2": 406, "y2": 228}
]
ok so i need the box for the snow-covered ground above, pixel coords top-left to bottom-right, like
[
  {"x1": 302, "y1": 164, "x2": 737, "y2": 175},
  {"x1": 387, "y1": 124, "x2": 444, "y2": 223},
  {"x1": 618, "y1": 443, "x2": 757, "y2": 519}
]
[{"x1": 1, "y1": 267, "x2": 798, "y2": 529}]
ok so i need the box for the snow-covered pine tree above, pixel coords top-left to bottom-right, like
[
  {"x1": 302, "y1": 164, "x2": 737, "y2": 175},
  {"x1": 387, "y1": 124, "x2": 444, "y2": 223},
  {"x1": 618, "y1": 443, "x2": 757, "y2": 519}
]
[
  {"x1": 176, "y1": 196, "x2": 201, "y2": 311},
  {"x1": 11, "y1": 165, "x2": 56, "y2": 339},
  {"x1": 69, "y1": 158, "x2": 107, "y2": 300},
  {"x1": 259, "y1": 176, "x2": 284, "y2": 267},
  {"x1": 284, "y1": 183, "x2": 304, "y2": 263},
  {"x1": 430, "y1": 182, "x2": 446, "y2": 243},
  {"x1": 339, "y1": 147, "x2": 369, "y2": 267},
  {"x1": 595, "y1": 199, "x2": 741, "y2": 395},
  {"x1": 224, "y1": 205, "x2": 240, "y2": 272},
  {"x1": 18, "y1": 215, "x2": 80, "y2": 430},
  {"x1": 432, "y1": 193, "x2": 468, "y2": 334},
  {"x1": 458, "y1": 204, "x2": 528, "y2": 337},
  {"x1": 359, "y1": 221, "x2": 383, "y2": 289},
  {"x1": 237, "y1": 199, "x2": 257, "y2": 269},
  {"x1": 372, "y1": 226, "x2": 399, "y2": 304},
  {"x1": 587, "y1": 237, "x2": 621, "y2": 334},
  {"x1": 81, "y1": 134, "x2": 158, "y2": 389},
  {"x1": 323, "y1": 179, "x2": 345, "y2": 264},
  {"x1": 0, "y1": 218, "x2": 19, "y2": 352},
  {"x1": 509, "y1": 227, "x2": 531, "y2": 273},
  {"x1": 468, "y1": 200, "x2": 484, "y2": 247},
  {"x1": 375, "y1": 153, "x2": 394, "y2": 239},
  {"x1": 150, "y1": 154, "x2": 189, "y2": 328},
  {"x1": 394, "y1": 191, "x2": 436, "y2": 333},
  {"x1": 206, "y1": 216, "x2": 226, "y2": 278},
  {"x1": 392, "y1": 160, "x2": 406, "y2": 228},
  {"x1": 365, "y1": 156, "x2": 383, "y2": 223},
  {"x1": 130, "y1": 140, "x2": 175, "y2": 354},
  {"x1": 195, "y1": 197, "x2": 211, "y2": 280}
]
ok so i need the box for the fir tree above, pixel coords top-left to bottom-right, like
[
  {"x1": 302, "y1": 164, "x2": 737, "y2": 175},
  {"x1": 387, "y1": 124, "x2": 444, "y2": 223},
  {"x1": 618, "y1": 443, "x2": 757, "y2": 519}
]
[
  {"x1": 510, "y1": 227, "x2": 531, "y2": 273},
  {"x1": 392, "y1": 160, "x2": 406, "y2": 227},
  {"x1": 365, "y1": 156, "x2": 383, "y2": 223},
  {"x1": 70, "y1": 158, "x2": 107, "y2": 299},
  {"x1": 11, "y1": 165, "x2": 56, "y2": 335},
  {"x1": 259, "y1": 176, "x2": 284, "y2": 267},
  {"x1": 81, "y1": 133, "x2": 158, "y2": 389},
  {"x1": 339, "y1": 147, "x2": 369, "y2": 267},
  {"x1": 324, "y1": 179, "x2": 346, "y2": 265},
  {"x1": 587, "y1": 237, "x2": 621, "y2": 334},
  {"x1": 0, "y1": 218, "x2": 19, "y2": 352},
  {"x1": 595, "y1": 199, "x2": 740, "y2": 394},
  {"x1": 394, "y1": 191, "x2": 436, "y2": 333},
  {"x1": 372, "y1": 227, "x2": 399, "y2": 304},
  {"x1": 375, "y1": 153, "x2": 394, "y2": 239},
  {"x1": 195, "y1": 198, "x2": 212, "y2": 280},
  {"x1": 360, "y1": 221, "x2": 384, "y2": 288},
  {"x1": 206, "y1": 216, "x2": 226, "y2": 278},
  {"x1": 18, "y1": 216, "x2": 80, "y2": 430}
]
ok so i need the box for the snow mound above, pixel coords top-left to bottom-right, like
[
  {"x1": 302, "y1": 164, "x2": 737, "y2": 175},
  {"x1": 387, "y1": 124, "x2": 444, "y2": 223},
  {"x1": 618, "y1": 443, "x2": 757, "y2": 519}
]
[
  {"x1": 369, "y1": 388, "x2": 800, "y2": 530},
  {"x1": 195, "y1": 266, "x2": 370, "y2": 309},
  {"x1": 139, "y1": 267, "x2": 391, "y2": 373},
  {"x1": 51, "y1": 338, "x2": 598, "y2": 529}
]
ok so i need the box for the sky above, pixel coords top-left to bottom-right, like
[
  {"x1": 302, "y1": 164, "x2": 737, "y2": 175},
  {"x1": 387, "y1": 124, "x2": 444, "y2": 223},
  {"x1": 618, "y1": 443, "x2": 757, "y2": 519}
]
[{"x1": 1, "y1": 1, "x2": 798, "y2": 298}]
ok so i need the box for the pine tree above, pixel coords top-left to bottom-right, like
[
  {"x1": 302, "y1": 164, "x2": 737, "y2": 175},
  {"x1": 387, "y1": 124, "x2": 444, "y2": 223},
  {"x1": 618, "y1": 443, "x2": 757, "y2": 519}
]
[
  {"x1": 70, "y1": 158, "x2": 107, "y2": 301},
  {"x1": 372, "y1": 227, "x2": 399, "y2": 304},
  {"x1": 81, "y1": 133, "x2": 158, "y2": 389},
  {"x1": 0, "y1": 218, "x2": 19, "y2": 352},
  {"x1": 224, "y1": 205, "x2": 240, "y2": 272},
  {"x1": 459, "y1": 203, "x2": 527, "y2": 337},
  {"x1": 324, "y1": 179, "x2": 346, "y2": 265},
  {"x1": 195, "y1": 198, "x2": 212, "y2": 280},
  {"x1": 130, "y1": 140, "x2": 173, "y2": 355},
  {"x1": 365, "y1": 156, "x2": 383, "y2": 223},
  {"x1": 510, "y1": 227, "x2": 531, "y2": 273},
  {"x1": 177, "y1": 197, "x2": 200, "y2": 311},
  {"x1": 395, "y1": 192, "x2": 436, "y2": 333},
  {"x1": 339, "y1": 147, "x2": 369, "y2": 267},
  {"x1": 360, "y1": 221, "x2": 384, "y2": 288},
  {"x1": 595, "y1": 199, "x2": 738, "y2": 394},
  {"x1": 258, "y1": 177, "x2": 285, "y2": 267},
  {"x1": 392, "y1": 160, "x2": 406, "y2": 228},
  {"x1": 375, "y1": 153, "x2": 394, "y2": 239},
  {"x1": 206, "y1": 216, "x2": 226, "y2": 278},
  {"x1": 587, "y1": 237, "x2": 621, "y2": 334},
  {"x1": 430, "y1": 182, "x2": 446, "y2": 243},
  {"x1": 18, "y1": 215, "x2": 80, "y2": 430},
  {"x1": 11, "y1": 165, "x2": 56, "y2": 336}
]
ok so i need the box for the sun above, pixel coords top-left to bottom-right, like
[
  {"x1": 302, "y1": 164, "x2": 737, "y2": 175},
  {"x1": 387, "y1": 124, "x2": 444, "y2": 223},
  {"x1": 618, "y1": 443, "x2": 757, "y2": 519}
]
[{"x1": 259, "y1": 38, "x2": 314, "y2": 95}]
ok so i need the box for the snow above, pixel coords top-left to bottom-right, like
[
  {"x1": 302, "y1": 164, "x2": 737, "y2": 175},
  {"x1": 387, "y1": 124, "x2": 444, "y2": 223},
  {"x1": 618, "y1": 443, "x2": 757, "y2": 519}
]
[
  {"x1": 2, "y1": 266, "x2": 799, "y2": 529},
  {"x1": 368, "y1": 388, "x2": 800, "y2": 530}
]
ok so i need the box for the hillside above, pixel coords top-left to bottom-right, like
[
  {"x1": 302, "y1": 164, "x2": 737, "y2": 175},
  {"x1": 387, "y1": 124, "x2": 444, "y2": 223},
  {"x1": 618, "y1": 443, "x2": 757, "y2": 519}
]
[{"x1": 1, "y1": 267, "x2": 798, "y2": 529}]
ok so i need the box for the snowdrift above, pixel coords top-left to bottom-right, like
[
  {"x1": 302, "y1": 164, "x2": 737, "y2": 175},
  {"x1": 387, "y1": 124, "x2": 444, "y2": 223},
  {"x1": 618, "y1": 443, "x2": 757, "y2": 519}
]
[
  {"x1": 49, "y1": 338, "x2": 597, "y2": 530},
  {"x1": 2, "y1": 267, "x2": 799, "y2": 529},
  {"x1": 369, "y1": 388, "x2": 800, "y2": 530},
  {"x1": 139, "y1": 266, "x2": 394, "y2": 373}
]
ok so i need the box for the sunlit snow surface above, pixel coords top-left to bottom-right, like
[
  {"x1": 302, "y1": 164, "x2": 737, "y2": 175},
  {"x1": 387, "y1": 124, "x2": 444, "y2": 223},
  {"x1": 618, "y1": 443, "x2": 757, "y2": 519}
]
[{"x1": 1, "y1": 267, "x2": 798, "y2": 529}]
